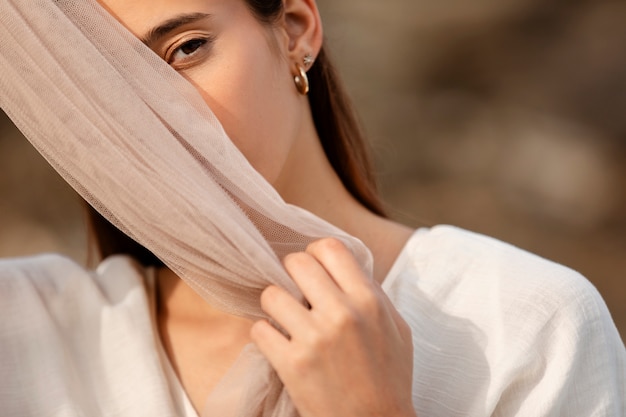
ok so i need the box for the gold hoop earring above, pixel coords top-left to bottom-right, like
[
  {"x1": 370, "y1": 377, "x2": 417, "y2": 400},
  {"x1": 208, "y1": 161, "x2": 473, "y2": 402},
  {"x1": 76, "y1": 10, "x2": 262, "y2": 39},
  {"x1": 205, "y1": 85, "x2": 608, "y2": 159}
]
[{"x1": 293, "y1": 65, "x2": 309, "y2": 95}]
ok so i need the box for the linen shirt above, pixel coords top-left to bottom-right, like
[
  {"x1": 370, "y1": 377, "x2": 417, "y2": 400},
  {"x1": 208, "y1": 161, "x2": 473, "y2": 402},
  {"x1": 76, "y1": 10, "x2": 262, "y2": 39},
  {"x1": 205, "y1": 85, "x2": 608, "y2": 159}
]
[{"x1": 1, "y1": 225, "x2": 624, "y2": 416}]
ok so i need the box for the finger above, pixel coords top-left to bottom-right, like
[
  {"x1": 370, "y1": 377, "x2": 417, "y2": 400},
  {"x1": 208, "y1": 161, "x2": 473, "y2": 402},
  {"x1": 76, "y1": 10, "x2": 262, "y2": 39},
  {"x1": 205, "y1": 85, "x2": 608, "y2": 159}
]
[
  {"x1": 250, "y1": 319, "x2": 291, "y2": 372},
  {"x1": 283, "y1": 251, "x2": 344, "y2": 309},
  {"x1": 305, "y1": 238, "x2": 371, "y2": 295},
  {"x1": 260, "y1": 285, "x2": 312, "y2": 337}
]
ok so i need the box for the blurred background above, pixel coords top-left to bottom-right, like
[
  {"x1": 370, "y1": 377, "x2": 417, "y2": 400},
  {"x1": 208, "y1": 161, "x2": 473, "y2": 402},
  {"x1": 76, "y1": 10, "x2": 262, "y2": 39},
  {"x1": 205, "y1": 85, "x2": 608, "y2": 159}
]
[{"x1": 1, "y1": 0, "x2": 625, "y2": 338}]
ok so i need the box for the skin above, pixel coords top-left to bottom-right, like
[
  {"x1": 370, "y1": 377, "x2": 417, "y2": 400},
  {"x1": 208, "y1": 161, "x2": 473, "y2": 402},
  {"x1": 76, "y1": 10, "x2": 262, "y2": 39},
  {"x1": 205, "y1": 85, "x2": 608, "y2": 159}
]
[{"x1": 98, "y1": 0, "x2": 416, "y2": 415}]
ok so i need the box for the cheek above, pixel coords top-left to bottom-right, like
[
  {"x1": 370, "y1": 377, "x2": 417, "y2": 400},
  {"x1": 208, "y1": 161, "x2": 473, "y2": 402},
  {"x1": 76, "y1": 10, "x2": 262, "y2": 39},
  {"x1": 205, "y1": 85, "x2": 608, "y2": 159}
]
[{"x1": 186, "y1": 31, "x2": 299, "y2": 183}]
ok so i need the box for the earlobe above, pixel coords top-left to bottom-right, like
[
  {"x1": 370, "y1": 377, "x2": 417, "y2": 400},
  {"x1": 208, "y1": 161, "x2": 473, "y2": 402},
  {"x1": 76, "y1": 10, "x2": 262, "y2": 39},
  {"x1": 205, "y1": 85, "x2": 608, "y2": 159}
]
[{"x1": 281, "y1": 0, "x2": 323, "y2": 61}]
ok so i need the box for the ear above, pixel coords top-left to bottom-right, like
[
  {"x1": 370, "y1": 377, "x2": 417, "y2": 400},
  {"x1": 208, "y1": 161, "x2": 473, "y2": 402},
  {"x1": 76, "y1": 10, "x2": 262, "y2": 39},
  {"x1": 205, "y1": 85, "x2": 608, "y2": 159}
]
[{"x1": 279, "y1": 0, "x2": 323, "y2": 67}]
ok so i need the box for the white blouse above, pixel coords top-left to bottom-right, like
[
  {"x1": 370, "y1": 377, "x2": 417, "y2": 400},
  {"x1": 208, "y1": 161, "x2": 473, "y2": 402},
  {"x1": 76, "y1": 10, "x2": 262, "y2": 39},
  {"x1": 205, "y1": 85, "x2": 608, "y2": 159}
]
[
  {"x1": 383, "y1": 226, "x2": 625, "y2": 416},
  {"x1": 1, "y1": 225, "x2": 624, "y2": 416}
]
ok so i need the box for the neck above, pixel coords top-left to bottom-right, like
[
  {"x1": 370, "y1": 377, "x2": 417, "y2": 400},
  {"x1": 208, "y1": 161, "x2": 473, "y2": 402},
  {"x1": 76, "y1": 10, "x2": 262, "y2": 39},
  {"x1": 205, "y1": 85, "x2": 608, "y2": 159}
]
[
  {"x1": 157, "y1": 111, "x2": 413, "y2": 321},
  {"x1": 267, "y1": 113, "x2": 413, "y2": 284}
]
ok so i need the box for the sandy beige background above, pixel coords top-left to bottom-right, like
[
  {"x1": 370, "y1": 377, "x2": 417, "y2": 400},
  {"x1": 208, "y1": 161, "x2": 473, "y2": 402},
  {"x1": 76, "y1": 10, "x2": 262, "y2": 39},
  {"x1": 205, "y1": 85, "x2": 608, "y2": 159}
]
[{"x1": 1, "y1": 0, "x2": 625, "y2": 339}]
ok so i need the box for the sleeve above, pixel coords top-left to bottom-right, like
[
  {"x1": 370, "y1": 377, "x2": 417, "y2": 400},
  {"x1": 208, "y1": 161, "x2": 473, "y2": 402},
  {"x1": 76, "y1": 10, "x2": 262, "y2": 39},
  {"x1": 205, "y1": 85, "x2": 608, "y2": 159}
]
[
  {"x1": 0, "y1": 254, "x2": 177, "y2": 417},
  {"x1": 0, "y1": 255, "x2": 97, "y2": 417},
  {"x1": 493, "y1": 272, "x2": 626, "y2": 417}
]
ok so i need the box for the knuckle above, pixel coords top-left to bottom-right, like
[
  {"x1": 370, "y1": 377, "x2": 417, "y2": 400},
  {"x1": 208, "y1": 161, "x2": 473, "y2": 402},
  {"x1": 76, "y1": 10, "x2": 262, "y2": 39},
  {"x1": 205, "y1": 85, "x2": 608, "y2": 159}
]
[
  {"x1": 260, "y1": 285, "x2": 280, "y2": 307},
  {"x1": 309, "y1": 328, "x2": 332, "y2": 351},
  {"x1": 307, "y1": 237, "x2": 346, "y2": 255},
  {"x1": 249, "y1": 320, "x2": 268, "y2": 341},
  {"x1": 289, "y1": 348, "x2": 315, "y2": 374},
  {"x1": 282, "y1": 251, "x2": 311, "y2": 270},
  {"x1": 331, "y1": 305, "x2": 360, "y2": 330},
  {"x1": 358, "y1": 288, "x2": 381, "y2": 313}
]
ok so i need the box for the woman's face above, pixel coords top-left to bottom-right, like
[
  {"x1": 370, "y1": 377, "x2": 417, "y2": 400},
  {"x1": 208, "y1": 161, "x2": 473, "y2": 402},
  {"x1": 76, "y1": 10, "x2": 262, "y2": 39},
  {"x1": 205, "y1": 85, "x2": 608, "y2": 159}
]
[{"x1": 98, "y1": 0, "x2": 314, "y2": 184}]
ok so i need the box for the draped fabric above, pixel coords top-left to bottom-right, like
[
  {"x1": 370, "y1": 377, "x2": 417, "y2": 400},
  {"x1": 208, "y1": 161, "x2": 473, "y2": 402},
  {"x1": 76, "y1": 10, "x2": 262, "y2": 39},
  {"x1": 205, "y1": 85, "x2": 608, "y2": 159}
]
[
  {"x1": 3, "y1": 229, "x2": 624, "y2": 416},
  {"x1": 0, "y1": 0, "x2": 373, "y2": 415}
]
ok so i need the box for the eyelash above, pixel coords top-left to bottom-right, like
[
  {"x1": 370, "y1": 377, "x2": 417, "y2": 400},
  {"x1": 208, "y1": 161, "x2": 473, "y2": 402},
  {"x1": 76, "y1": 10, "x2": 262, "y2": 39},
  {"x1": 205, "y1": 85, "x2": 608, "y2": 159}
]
[{"x1": 166, "y1": 35, "x2": 215, "y2": 68}]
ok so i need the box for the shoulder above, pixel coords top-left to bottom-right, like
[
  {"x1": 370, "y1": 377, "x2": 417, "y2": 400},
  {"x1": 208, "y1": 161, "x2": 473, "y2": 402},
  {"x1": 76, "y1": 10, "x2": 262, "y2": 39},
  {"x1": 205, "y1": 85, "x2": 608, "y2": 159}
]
[
  {"x1": 388, "y1": 224, "x2": 598, "y2": 312},
  {"x1": 0, "y1": 253, "x2": 148, "y2": 331},
  {"x1": 0, "y1": 254, "x2": 171, "y2": 415},
  {"x1": 0, "y1": 253, "x2": 87, "y2": 285},
  {"x1": 389, "y1": 224, "x2": 619, "y2": 342},
  {"x1": 0, "y1": 253, "x2": 146, "y2": 300},
  {"x1": 0, "y1": 254, "x2": 89, "y2": 312},
  {"x1": 386, "y1": 225, "x2": 625, "y2": 416}
]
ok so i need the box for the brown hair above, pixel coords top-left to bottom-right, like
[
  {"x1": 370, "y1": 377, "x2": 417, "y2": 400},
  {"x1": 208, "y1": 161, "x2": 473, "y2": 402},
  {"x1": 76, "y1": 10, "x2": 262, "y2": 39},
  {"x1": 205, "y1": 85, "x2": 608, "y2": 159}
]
[{"x1": 86, "y1": 0, "x2": 386, "y2": 266}]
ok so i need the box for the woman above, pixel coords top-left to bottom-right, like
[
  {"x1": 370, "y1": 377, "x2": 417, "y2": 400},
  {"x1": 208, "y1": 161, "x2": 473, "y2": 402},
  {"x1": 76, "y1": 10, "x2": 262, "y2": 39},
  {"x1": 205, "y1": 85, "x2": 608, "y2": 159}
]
[{"x1": 0, "y1": 0, "x2": 624, "y2": 416}]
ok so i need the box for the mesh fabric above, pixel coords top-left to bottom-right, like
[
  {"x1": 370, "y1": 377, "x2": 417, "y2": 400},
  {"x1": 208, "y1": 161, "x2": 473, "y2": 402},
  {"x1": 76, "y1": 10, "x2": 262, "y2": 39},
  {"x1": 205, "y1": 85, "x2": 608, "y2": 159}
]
[{"x1": 0, "y1": 0, "x2": 373, "y2": 415}]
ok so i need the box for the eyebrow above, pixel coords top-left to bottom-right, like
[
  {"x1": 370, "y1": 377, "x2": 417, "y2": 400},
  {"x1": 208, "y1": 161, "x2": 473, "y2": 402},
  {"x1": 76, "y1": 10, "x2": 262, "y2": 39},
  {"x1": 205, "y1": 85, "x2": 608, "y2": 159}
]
[{"x1": 141, "y1": 12, "x2": 211, "y2": 46}]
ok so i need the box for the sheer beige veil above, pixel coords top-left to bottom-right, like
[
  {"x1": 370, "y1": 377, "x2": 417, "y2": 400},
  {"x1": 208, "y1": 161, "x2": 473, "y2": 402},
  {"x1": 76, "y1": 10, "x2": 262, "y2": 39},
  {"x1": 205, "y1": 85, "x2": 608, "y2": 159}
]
[{"x1": 0, "y1": 0, "x2": 372, "y2": 415}]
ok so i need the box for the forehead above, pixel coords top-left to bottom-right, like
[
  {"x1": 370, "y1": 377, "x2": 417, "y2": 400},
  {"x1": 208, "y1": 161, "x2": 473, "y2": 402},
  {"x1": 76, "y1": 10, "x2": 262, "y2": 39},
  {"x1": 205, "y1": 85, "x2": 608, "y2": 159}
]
[{"x1": 97, "y1": 0, "x2": 232, "y2": 36}]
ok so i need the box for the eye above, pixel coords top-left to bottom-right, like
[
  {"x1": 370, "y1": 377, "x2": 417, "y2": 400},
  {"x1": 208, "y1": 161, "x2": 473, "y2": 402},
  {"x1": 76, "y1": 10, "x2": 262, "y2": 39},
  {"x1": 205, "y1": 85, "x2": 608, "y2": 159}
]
[{"x1": 166, "y1": 36, "x2": 214, "y2": 67}]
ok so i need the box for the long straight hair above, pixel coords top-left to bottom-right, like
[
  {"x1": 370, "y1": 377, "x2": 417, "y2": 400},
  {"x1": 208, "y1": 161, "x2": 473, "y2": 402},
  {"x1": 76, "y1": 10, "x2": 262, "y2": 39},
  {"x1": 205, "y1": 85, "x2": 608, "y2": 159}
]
[{"x1": 86, "y1": 0, "x2": 386, "y2": 266}]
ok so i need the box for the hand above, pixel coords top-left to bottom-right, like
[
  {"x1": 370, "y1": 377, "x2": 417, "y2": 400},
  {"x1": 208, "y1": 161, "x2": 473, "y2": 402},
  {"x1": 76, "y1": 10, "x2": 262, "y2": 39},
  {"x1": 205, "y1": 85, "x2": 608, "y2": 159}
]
[{"x1": 250, "y1": 238, "x2": 416, "y2": 417}]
